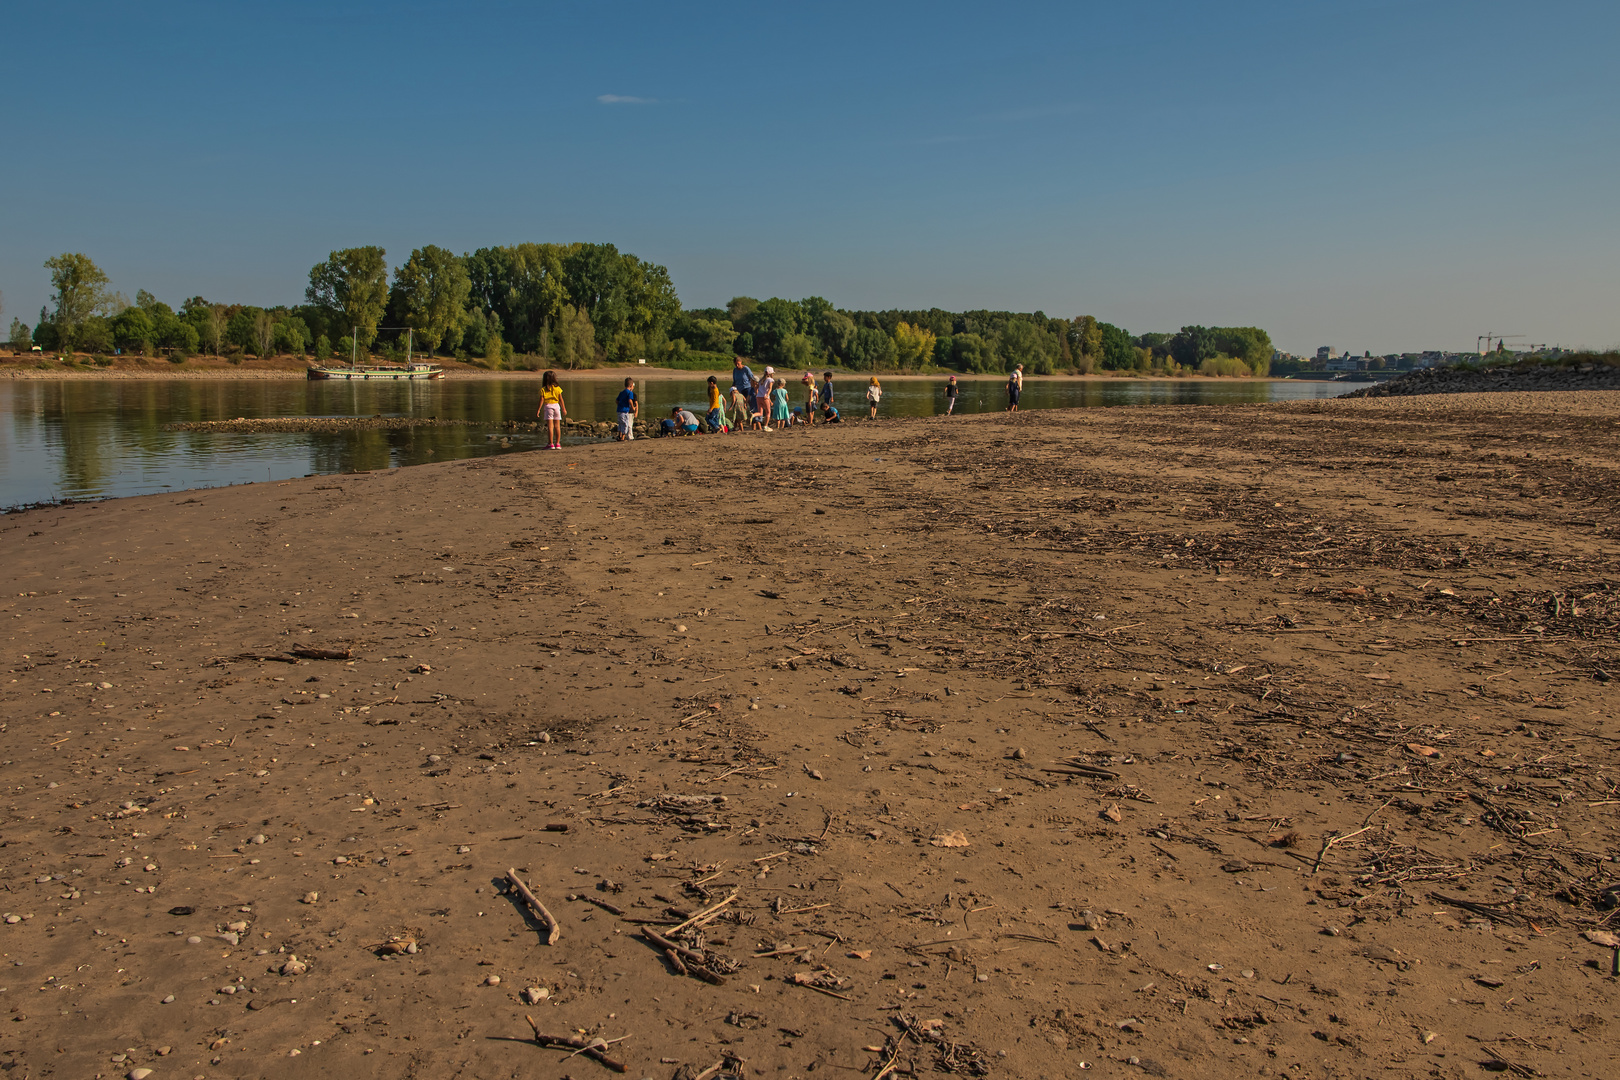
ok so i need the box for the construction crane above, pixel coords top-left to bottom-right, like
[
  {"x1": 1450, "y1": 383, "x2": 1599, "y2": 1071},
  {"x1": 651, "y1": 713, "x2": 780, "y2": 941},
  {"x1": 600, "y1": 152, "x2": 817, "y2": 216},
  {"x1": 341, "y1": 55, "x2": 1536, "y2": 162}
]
[{"x1": 1477, "y1": 333, "x2": 1524, "y2": 354}]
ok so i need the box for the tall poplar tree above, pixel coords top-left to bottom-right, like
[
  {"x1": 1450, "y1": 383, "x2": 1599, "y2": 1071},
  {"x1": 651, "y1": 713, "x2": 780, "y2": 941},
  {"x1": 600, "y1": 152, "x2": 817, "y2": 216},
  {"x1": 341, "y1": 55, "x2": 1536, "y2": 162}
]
[{"x1": 305, "y1": 247, "x2": 389, "y2": 348}]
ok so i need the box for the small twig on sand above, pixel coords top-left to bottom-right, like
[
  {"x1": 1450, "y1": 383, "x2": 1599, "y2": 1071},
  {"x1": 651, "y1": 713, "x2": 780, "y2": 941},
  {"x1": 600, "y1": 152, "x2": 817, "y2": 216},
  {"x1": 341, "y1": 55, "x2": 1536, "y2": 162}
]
[
  {"x1": 1310, "y1": 800, "x2": 1393, "y2": 875},
  {"x1": 666, "y1": 889, "x2": 739, "y2": 934},
  {"x1": 523, "y1": 1015, "x2": 627, "y2": 1073},
  {"x1": 505, "y1": 868, "x2": 561, "y2": 945}
]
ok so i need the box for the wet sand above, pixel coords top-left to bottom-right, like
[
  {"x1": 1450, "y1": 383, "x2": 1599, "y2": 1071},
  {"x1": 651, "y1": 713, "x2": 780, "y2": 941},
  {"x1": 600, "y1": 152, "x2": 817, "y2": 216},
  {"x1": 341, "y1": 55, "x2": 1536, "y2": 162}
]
[{"x1": 2, "y1": 392, "x2": 1616, "y2": 1079}]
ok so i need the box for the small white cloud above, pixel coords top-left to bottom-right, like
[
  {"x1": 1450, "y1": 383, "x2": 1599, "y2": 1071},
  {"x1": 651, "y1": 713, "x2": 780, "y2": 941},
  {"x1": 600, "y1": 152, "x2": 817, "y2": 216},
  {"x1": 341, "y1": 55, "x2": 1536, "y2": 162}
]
[{"x1": 597, "y1": 94, "x2": 656, "y2": 105}]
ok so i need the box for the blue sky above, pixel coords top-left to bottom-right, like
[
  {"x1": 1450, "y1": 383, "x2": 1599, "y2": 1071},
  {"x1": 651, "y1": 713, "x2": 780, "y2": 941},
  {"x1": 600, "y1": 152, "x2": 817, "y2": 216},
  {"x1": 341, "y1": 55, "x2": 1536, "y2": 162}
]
[{"x1": 2, "y1": 0, "x2": 1616, "y2": 354}]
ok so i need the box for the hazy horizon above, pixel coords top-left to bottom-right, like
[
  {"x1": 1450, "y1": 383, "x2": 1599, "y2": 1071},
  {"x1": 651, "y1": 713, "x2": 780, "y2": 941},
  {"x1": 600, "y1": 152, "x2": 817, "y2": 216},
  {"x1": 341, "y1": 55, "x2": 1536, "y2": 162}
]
[{"x1": 2, "y1": 0, "x2": 1616, "y2": 356}]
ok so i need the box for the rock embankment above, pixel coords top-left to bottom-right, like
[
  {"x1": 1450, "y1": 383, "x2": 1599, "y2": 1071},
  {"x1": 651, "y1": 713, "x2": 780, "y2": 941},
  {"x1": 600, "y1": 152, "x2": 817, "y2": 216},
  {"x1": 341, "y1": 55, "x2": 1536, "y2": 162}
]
[{"x1": 1342, "y1": 361, "x2": 1620, "y2": 397}]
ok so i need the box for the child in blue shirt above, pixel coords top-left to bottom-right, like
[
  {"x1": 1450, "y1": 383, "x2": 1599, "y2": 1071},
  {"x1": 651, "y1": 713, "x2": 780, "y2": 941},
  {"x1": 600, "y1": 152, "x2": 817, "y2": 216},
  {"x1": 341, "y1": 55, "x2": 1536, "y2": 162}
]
[{"x1": 615, "y1": 378, "x2": 638, "y2": 441}]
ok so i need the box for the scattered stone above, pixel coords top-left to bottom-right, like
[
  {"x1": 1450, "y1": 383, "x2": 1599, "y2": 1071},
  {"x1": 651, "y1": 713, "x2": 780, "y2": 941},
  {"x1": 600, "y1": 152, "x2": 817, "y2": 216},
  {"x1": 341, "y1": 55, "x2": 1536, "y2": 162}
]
[
  {"x1": 128, "y1": 1069, "x2": 154, "y2": 1080},
  {"x1": 929, "y1": 831, "x2": 970, "y2": 848},
  {"x1": 484, "y1": 974, "x2": 501, "y2": 986},
  {"x1": 523, "y1": 986, "x2": 548, "y2": 1004},
  {"x1": 186, "y1": 936, "x2": 202, "y2": 945},
  {"x1": 301, "y1": 891, "x2": 319, "y2": 905},
  {"x1": 161, "y1": 994, "x2": 174, "y2": 1004},
  {"x1": 1011, "y1": 747, "x2": 1028, "y2": 760},
  {"x1": 280, "y1": 956, "x2": 309, "y2": 976}
]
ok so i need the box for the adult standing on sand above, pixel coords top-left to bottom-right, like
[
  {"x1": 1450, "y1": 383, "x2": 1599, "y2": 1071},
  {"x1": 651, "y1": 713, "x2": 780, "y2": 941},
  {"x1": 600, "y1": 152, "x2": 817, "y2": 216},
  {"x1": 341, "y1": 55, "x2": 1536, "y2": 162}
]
[
  {"x1": 1007, "y1": 363, "x2": 1023, "y2": 412},
  {"x1": 945, "y1": 373, "x2": 959, "y2": 415},
  {"x1": 538, "y1": 370, "x2": 567, "y2": 449},
  {"x1": 732, "y1": 356, "x2": 757, "y2": 414}
]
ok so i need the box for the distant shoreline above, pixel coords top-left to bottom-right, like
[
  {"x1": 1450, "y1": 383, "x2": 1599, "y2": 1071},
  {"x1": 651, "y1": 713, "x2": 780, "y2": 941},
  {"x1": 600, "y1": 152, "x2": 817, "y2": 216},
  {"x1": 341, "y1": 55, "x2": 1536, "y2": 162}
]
[{"x1": 0, "y1": 356, "x2": 1316, "y2": 383}]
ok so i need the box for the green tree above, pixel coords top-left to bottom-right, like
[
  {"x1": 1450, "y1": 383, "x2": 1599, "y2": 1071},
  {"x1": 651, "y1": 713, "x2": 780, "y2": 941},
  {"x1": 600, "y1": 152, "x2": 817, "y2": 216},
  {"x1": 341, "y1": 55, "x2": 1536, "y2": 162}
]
[
  {"x1": 893, "y1": 321, "x2": 936, "y2": 369},
  {"x1": 8, "y1": 317, "x2": 31, "y2": 353},
  {"x1": 553, "y1": 305, "x2": 596, "y2": 369},
  {"x1": 1210, "y1": 327, "x2": 1273, "y2": 375},
  {"x1": 226, "y1": 307, "x2": 258, "y2": 353},
  {"x1": 484, "y1": 330, "x2": 505, "y2": 369},
  {"x1": 847, "y1": 326, "x2": 897, "y2": 370},
  {"x1": 950, "y1": 333, "x2": 996, "y2": 373},
  {"x1": 998, "y1": 319, "x2": 1056, "y2": 374},
  {"x1": 273, "y1": 318, "x2": 309, "y2": 355},
  {"x1": 677, "y1": 315, "x2": 737, "y2": 354},
  {"x1": 778, "y1": 333, "x2": 819, "y2": 369},
  {"x1": 1067, "y1": 316, "x2": 1102, "y2": 363},
  {"x1": 197, "y1": 305, "x2": 226, "y2": 356},
  {"x1": 392, "y1": 246, "x2": 472, "y2": 355},
  {"x1": 1097, "y1": 322, "x2": 1137, "y2": 369},
  {"x1": 32, "y1": 306, "x2": 59, "y2": 351},
  {"x1": 109, "y1": 307, "x2": 156, "y2": 354},
  {"x1": 77, "y1": 317, "x2": 114, "y2": 355},
  {"x1": 253, "y1": 309, "x2": 276, "y2": 357},
  {"x1": 726, "y1": 296, "x2": 759, "y2": 324},
  {"x1": 812, "y1": 308, "x2": 857, "y2": 361},
  {"x1": 744, "y1": 297, "x2": 805, "y2": 363},
  {"x1": 305, "y1": 247, "x2": 389, "y2": 347},
  {"x1": 1169, "y1": 326, "x2": 1216, "y2": 367},
  {"x1": 44, "y1": 253, "x2": 112, "y2": 353},
  {"x1": 459, "y1": 307, "x2": 491, "y2": 357}
]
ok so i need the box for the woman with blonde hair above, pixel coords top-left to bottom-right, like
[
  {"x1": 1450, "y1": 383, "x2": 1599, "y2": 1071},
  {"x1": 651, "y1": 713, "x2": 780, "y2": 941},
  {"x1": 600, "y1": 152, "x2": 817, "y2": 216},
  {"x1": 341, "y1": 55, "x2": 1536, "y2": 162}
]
[{"x1": 866, "y1": 376, "x2": 882, "y2": 420}]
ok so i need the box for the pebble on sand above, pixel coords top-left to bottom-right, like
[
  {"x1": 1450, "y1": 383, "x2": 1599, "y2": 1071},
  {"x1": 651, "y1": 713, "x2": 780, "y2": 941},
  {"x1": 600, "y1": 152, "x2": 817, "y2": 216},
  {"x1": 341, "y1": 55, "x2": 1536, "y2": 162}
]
[
  {"x1": 301, "y1": 891, "x2": 319, "y2": 904},
  {"x1": 128, "y1": 1069, "x2": 154, "y2": 1080},
  {"x1": 484, "y1": 974, "x2": 501, "y2": 986}
]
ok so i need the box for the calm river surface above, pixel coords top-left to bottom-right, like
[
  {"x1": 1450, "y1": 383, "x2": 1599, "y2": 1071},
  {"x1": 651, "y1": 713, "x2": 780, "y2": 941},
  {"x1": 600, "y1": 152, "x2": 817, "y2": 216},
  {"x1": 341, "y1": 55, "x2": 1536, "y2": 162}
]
[{"x1": 0, "y1": 376, "x2": 1350, "y2": 508}]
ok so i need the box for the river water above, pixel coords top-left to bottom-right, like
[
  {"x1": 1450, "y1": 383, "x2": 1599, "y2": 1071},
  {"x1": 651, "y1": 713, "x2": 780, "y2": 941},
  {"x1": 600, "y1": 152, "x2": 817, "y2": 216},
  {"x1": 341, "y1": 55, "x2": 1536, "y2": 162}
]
[{"x1": 0, "y1": 375, "x2": 1349, "y2": 508}]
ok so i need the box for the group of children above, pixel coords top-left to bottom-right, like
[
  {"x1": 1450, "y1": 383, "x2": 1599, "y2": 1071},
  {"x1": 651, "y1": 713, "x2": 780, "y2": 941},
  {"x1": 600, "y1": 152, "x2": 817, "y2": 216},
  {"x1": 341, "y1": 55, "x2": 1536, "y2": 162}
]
[{"x1": 535, "y1": 360, "x2": 992, "y2": 446}]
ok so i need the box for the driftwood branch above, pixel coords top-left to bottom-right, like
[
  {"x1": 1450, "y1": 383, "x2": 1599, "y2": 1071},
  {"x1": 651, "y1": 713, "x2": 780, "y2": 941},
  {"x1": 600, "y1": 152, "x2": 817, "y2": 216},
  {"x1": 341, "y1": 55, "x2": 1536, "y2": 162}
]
[
  {"x1": 524, "y1": 1015, "x2": 627, "y2": 1073},
  {"x1": 506, "y1": 868, "x2": 560, "y2": 944},
  {"x1": 641, "y1": 927, "x2": 726, "y2": 984}
]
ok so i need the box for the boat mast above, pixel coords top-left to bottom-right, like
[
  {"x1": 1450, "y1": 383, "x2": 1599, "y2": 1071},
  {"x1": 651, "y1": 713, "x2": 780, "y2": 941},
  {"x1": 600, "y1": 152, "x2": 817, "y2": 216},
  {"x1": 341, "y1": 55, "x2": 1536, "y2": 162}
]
[
  {"x1": 351, "y1": 326, "x2": 358, "y2": 369},
  {"x1": 407, "y1": 328, "x2": 413, "y2": 366}
]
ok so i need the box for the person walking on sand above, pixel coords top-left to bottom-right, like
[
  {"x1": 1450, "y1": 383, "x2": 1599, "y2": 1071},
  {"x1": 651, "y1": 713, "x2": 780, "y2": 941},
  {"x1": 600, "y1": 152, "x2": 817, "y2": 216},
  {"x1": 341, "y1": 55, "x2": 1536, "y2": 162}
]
[
  {"x1": 732, "y1": 355, "x2": 757, "y2": 414},
  {"x1": 615, "y1": 377, "x2": 638, "y2": 441},
  {"x1": 1007, "y1": 363, "x2": 1023, "y2": 412},
  {"x1": 538, "y1": 370, "x2": 566, "y2": 449},
  {"x1": 866, "y1": 376, "x2": 882, "y2": 420},
  {"x1": 945, "y1": 373, "x2": 959, "y2": 415},
  {"x1": 771, "y1": 380, "x2": 790, "y2": 429}
]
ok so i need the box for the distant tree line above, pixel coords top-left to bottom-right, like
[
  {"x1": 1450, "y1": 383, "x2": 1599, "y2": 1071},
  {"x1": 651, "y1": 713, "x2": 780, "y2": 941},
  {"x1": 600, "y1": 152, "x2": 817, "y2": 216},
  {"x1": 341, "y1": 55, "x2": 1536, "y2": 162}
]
[{"x1": 12, "y1": 249, "x2": 1274, "y2": 377}]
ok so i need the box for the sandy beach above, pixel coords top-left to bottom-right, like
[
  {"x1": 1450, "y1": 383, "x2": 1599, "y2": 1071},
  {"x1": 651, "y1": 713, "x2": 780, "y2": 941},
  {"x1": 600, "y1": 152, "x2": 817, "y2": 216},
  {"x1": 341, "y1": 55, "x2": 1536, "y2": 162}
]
[{"x1": 2, "y1": 392, "x2": 1616, "y2": 1079}]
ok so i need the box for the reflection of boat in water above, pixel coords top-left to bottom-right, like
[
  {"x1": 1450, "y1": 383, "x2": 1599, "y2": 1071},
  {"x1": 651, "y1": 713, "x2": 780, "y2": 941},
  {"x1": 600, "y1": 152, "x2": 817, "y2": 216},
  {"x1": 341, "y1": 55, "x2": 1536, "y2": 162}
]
[{"x1": 307, "y1": 362, "x2": 443, "y2": 381}]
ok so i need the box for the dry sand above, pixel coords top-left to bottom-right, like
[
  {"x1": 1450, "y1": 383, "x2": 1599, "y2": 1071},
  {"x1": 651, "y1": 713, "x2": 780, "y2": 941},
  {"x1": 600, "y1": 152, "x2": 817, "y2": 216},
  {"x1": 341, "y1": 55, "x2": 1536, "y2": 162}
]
[{"x1": 2, "y1": 392, "x2": 1617, "y2": 1079}]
